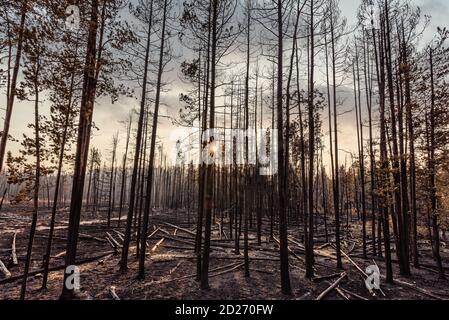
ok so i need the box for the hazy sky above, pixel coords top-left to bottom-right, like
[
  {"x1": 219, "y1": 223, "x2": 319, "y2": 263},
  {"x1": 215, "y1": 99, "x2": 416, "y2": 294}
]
[{"x1": 1, "y1": 0, "x2": 448, "y2": 169}]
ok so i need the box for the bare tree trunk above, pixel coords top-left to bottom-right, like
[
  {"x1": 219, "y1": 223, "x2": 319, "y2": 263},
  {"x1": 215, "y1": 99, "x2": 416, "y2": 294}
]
[
  {"x1": 363, "y1": 35, "x2": 377, "y2": 257},
  {"x1": 118, "y1": 113, "x2": 132, "y2": 227},
  {"x1": 107, "y1": 134, "x2": 118, "y2": 227},
  {"x1": 305, "y1": 0, "x2": 315, "y2": 280},
  {"x1": 201, "y1": 0, "x2": 218, "y2": 290},
  {"x1": 355, "y1": 44, "x2": 367, "y2": 259},
  {"x1": 138, "y1": 0, "x2": 168, "y2": 279},
  {"x1": 60, "y1": 0, "x2": 99, "y2": 300},
  {"x1": 0, "y1": 2, "x2": 27, "y2": 172},
  {"x1": 384, "y1": 0, "x2": 410, "y2": 275},
  {"x1": 120, "y1": 0, "x2": 153, "y2": 272},
  {"x1": 42, "y1": 51, "x2": 78, "y2": 289},
  {"x1": 330, "y1": 12, "x2": 343, "y2": 268},
  {"x1": 196, "y1": 10, "x2": 212, "y2": 282},
  {"x1": 295, "y1": 43, "x2": 307, "y2": 244},
  {"x1": 242, "y1": 1, "x2": 251, "y2": 278},
  {"x1": 86, "y1": 151, "x2": 95, "y2": 209},
  {"x1": 20, "y1": 64, "x2": 41, "y2": 300},
  {"x1": 276, "y1": 0, "x2": 292, "y2": 294},
  {"x1": 428, "y1": 48, "x2": 445, "y2": 279},
  {"x1": 401, "y1": 24, "x2": 418, "y2": 267},
  {"x1": 374, "y1": 26, "x2": 393, "y2": 283}
]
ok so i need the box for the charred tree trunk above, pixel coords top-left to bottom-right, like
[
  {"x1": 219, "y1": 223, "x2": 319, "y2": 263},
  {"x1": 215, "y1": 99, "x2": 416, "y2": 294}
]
[
  {"x1": 374, "y1": 25, "x2": 393, "y2": 283},
  {"x1": 428, "y1": 48, "x2": 445, "y2": 280},
  {"x1": 42, "y1": 50, "x2": 78, "y2": 289},
  {"x1": 60, "y1": 0, "x2": 99, "y2": 300},
  {"x1": 118, "y1": 114, "x2": 132, "y2": 227},
  {"x1": 276, "y1": 0, "x2": 292, "y2": 295},
  {"x1": 138, "y1": 0, "x2": 168, "y2": 279},
  {"x1": 120, "y1": 0, "x2": 153, "y2": 272},
  {"x1": 107, "y1": 134, "x2": 118, "y2": 227},
  {"x1": 200, "y1": 0, "x2": 218, "y2": 290},
  {"x1": 20, "y1": 62, "x2": 41, "y2": 300},
  {"x1": 305, "y1": 0, "x2": 315, "y2": 280},
  {"x1": 330, "y1": 12, "x2": 343, "y2": 268},
  {"x1": 0, "y1": 1, "x2": 27, "y2": 172}
]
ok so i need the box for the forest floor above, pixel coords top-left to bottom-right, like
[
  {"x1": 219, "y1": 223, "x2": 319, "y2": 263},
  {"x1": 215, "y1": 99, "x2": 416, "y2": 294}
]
[{"x1": 1, "y1": 205, "x2": 449, "y2": 300}]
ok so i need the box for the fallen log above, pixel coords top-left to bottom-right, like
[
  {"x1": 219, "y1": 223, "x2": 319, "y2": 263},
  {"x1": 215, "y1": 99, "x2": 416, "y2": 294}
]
[
  {"x1": 273, "y1": 236, "x2": 305, "y2": 263},
  {"x1": 158, "y1": 231, "x2": 227, "y2": 252},
  {"x1": 420, "y1": 263, "x2": 449, "y2": 272},
  {"x1": 159, "y1": 222, "x2": 196, "y2": 237},
  {"x1": 34, "y1": 235, "x2": 66, "y2": 241},
  {"x1": 151, "y1": 238, "x2": 165, "y2": 253},
  {"x1": 97, "y1": 254, "x2": 114, "y2": 266},
  {"x1": 54, "y1": 251, "x2": 66, "y2": 258},
  {"x1": 315, "y1": 273, "x2": 347, "y2": 300},
  {"x1": 112, "y1": 230, "x2": 124, "y2": 242},
  {"x1": 160, "y1": 244, "x2": 192, "y2": 251},
  {"x1": 169, "y1": 262, "x2": 182, "y2": 275},
  {"x1": 337, "y1": 246, "x2": 366, "y2": 276},
  {"x1": 338, "y1": 287, "x2": 369, "y2": 301},
  {"x1": 315, "y1": 233, "x2": 335, "y2": 239},
  {"x1": 33, "y1": 233, "x2": 107, "y2": 243},
  {"x1": 150, "y1": 262, "x2": 243, "y2": 285},
  {"x1": 330, "y1": 244, "x2": 379, "y2": 297},
  {"x1": 286, "y1": 237, "x2": 305, "y2": 251},
  {"x1": 250, "y1": 268, "x2": 273, "y2": 275},
  {"x1": 208, "y1": 262, "x2": 244, "y2": 278},
  {"x1": 0, "y1": 259, "x2": 11, "y2": 278},
  {"x1": 335, "y1": 286, "x2": 350, "y2": 300},
  {"x1": 147, "y1": 227, "x2": 161, "y2": 240},
  {"x1": 106, "y1": 232, "x2": 122, "y2": 250},
  {"x1": 289, "y1": 237, "x2": 336, "y2": 260},
  {"x1": 113, "y1": 230, "x2": 125, "y2": 237},
  {"x1": 212, "y1": 256, "x2": 279, "y2": 262},
  {"x1": 392, "y1": 278, "x2": 444, "y2": 300},
  {"x1": 0, "y1": 251, "x2": 115, "y2": 285},
  {"x1": 106, "y1": 236, "x2": 118, "y2": 253},
  {"x1": 312, "y1": 273, "x2": 343, "y2": 283},
  {"x1": 79, "y1": 233, "x2": 108, "y2": 243},
  {"x1": 109, "y1": 286, "x2": 120, "y2": 300},
  {"x1": 317, "y1": 243, "x2": 331, "y2": 250},
  {"x1": 157, "y1": 231, "x2": 195, "y2": 246},
  {"x1": 348, "y1": 242, "x2": 357, "y2": 254}
]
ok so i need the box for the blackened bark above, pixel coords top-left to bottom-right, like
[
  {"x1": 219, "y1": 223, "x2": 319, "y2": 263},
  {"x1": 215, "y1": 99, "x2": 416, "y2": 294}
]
[
  {"x1": 120, "y1": 0, "x2": 153, "y2": 272},
  {"x1": 60, "y1": 0, "x2": 99, "y2": 300},
  {"x1": 138, "y1": 0, "x2": 168, "y2": 279}
]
